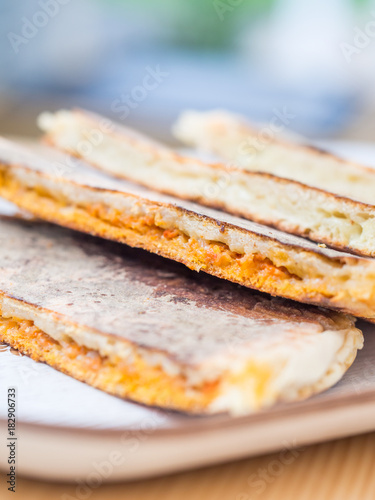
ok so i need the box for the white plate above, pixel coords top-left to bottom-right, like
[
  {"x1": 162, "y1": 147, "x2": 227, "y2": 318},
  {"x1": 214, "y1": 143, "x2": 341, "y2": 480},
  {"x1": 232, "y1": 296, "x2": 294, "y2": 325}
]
[{"x1": 1, "y1": 141, "x2": 375, "y2": 482}]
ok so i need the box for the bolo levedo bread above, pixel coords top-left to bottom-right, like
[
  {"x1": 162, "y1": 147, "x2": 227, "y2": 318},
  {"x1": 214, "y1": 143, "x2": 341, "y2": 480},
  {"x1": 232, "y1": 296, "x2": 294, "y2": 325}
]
[
  {"x1": 0, "y1": 217, "x2": 363, "y2": 415},
  {"x1": 35, "y1": 108, "x2": 375, "y2": 257},
  {"x1": 1, "y1": 137, "x2": 375, "y2": 320}
]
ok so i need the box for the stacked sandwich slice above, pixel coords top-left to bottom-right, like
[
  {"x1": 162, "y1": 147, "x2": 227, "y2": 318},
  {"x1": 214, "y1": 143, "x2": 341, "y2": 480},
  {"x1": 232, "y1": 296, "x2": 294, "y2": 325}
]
[{"x1": 1, "y1": 108, "x2": 375, "y2": 415}]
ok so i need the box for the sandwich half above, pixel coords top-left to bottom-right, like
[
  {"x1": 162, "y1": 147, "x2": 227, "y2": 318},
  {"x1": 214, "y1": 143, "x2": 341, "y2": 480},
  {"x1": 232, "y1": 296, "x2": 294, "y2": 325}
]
[
  {"x1": 0, "y1": 216, "x2": 363, "y2": 415},
  {"x1": 1, "y1": 138, "x2": 375, "y2": 319},
  {"x1": 173, "y1": 109, "x2": 375, "y2": 204},
  {"x1": 37, "y1": 109, "x2": 375, "y2": 257}
]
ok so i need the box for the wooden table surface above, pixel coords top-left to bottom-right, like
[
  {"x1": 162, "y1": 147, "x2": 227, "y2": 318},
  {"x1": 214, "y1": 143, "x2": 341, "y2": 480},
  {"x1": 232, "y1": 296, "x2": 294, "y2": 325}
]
[{"x1": 2, "y1": 431, "x2": 374, "y2": 500}]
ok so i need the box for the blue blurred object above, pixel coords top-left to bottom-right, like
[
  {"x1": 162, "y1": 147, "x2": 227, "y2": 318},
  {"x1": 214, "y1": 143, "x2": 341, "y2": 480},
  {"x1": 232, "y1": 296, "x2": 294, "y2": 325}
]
[{"x1": 0, "y1": 0, "x2": 365, "y2": 138}]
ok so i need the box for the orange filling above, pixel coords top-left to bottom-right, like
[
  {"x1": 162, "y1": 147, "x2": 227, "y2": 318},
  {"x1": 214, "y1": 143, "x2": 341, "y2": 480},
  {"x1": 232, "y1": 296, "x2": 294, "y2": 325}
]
[
  {"x1": 0, "y1": 169, "x2": 301, "y2": 292},
  {"x1": 0, "y1": 310, "x2": 280, "y2": 413},
  {"x1": 0, "y1": 313, "x2": 221, "y2": 412}
]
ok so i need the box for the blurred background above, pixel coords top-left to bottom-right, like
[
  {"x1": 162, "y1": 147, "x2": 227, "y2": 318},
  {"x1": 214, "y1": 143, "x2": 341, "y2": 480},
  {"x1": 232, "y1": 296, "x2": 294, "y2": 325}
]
[{"x1": 1, "y1": 0, "x2": 375, "y2": 143}]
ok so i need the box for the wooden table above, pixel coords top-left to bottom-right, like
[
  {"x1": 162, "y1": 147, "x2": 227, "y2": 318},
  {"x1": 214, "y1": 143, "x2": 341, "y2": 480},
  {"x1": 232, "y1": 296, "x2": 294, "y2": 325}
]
[{"x1": 3, "y1": 431, "x2": 374, "y2": 500}]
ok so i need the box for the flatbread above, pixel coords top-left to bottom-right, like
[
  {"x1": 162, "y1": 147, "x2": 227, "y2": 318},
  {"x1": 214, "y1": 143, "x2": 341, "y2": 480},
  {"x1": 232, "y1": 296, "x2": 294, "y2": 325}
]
[
  {"x1": 37, "y1": 109, "x2": 375, "y2": 257},
  {"x1": 0, "y1": 216, "x2": 363, "y2": 415},
  {"x1": 172, "y1": 109, "x2": 375, "y2": 204},
  {"x1": 1, "y1": 137, "x2": 375, "y2": 320}
]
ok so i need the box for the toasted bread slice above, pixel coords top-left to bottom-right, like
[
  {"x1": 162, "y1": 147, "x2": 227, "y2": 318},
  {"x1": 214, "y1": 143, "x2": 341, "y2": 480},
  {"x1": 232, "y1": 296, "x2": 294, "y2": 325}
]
[
  {"x1": 37, "y1": 109, "x2": 375, "y2": 257},
  {"x1": 173, "y1": 109, "x2": 375, "y2": 204},
  {"x1": 1, "y1": 138, "x2": 375, "y2": 319},
  {"x1": 0, "y1": 217, "x2": 363, "y2": 415}
]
